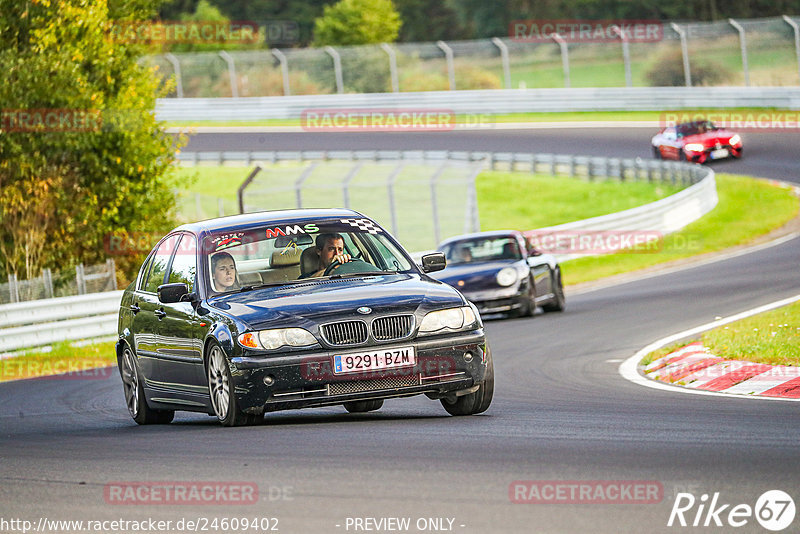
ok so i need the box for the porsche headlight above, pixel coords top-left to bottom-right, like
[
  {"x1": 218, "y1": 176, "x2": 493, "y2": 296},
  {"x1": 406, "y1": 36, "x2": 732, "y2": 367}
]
[
  {"x1": 684, "y1": 143, "x2": 705, "y2": 152},
  {"x1": 496, "y1": 267, "x2": 518, "y2": 287},
  {"x1": 728, "y1": 134, "x2": 741, "y2": 146},
  {"x1": 418, "y1": 306, "x2": 479, "y2": 336},
  {"x1": 237, "y1": 328, "x2": 316, "y2": 350}
]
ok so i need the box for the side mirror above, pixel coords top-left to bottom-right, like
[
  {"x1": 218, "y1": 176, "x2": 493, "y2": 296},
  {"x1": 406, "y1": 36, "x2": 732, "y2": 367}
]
[
  {"x1": 421, "y1": 252, "x2": 446, "y2": 273},
  {"x1": 158, "y1": 283, "x2": 189, "y2": 304}
]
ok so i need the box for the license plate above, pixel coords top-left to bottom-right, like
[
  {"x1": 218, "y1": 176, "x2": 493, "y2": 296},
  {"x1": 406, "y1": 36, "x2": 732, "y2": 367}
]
[
  {"x1": 333, "y1": 346, "x2": 416, "y2": 375},
  {"x1": 710, "y1": 148, "x2": 728, "y2": 159}
]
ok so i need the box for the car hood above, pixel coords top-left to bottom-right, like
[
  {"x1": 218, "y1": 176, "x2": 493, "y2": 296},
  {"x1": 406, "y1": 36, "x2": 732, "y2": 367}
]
[
  {"x1": 431, "y1": 260, "x2": 518, "y2": 291},
  {"x1": 207, "y1": 273, "x2": 464, "y2": 330},
  {"x1": 682, "y1": 130, "x2": 737, "y2": 146}
]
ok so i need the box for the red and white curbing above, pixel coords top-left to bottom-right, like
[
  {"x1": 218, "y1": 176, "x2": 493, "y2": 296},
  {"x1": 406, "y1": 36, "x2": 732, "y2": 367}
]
[{"x1": 644, "y1": 342, "x2": 800, "y2": 399}]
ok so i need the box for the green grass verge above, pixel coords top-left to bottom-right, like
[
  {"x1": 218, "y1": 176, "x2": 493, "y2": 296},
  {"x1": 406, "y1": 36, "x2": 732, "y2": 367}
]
[
  {"x1": 0, "y1": 339, "x2": 117, "y2": 383},
  {"x1": 641, "y1": 300, "x2": 800, "y2": 368},
  {"x1": 165, "y1": 108, "x2": 798, "y2": 128},
  {"x1": 561, "y1": 174, "x2": 799, "y2": 285},
  {"x1": 476, "y1": 170, "x2": 682, "y2": 229}
]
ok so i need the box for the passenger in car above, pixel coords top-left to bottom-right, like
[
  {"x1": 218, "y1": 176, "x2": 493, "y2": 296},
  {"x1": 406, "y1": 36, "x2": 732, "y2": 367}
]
[{"x1": 211, "y1": 251, "x2": 239, "y2": 291}]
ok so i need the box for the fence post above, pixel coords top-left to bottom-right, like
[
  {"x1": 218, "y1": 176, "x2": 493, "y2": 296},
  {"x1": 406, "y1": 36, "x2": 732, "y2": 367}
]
[
  {"x1": 8, "y1": 274, "x2": 19, "y2": 303},
  {"x1": 670, "y1": 23, "x2": 692, "y2": 87},
  {"x1": 386, "y1": 162, "x2": 405, "y2": 236},
  {"x1": 551, "y1": 33, "x2": 571, "y2": 88},
  {"x1": 380, "y1": 43, "x2": 400, "y2": 93},
  {"x1": 164, "y1": 53, "x2": 184, "y2": 98},
  {"x1": 324, "y1": 46, "x2": 344, "y2": 94},
  {"x1": 611, "y1": 26, "x2": 632, "y2": 87},
  {"x1": 42, "y1": 268, "x2": 54, "y2": 298},
  {"x1": 238, "y1": 165, "x2": 262, "y2": 214},
  {"x1": 491, "y1": 37, "x2": 511, "y2": 90},
  {"x1": 76, "y1": 264, "x2": 86, "y2": 295},
  {"x1": 342, "y1": 162, "x2": 364, "y2": 209},
  {"x1": 429, "y1": 163, "x2": 448, "y2": 246},
  {"x1": 728, "y1": 19, "x2": 750, "y2": 86},
  {"x1": 106, "y1": 259, "x2": 118, "y2": 291},
  {"x1": 218, "y1": 50, "x2": 239, "y2": 98},
  {"x1": 295, "y1": 162, "x2": 318, "y2": 208},
  {"x1": 784, "y1": 15, "x2": 800, "y2": 84},
  {"x1": 271, "y1": 48, "x2": 291, "y2": 96},
  {"x1": 436, "y1": 41, "x2": 456, "y2": 91}
]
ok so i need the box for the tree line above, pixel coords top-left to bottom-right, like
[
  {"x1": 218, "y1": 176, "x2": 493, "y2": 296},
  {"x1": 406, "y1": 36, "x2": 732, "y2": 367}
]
[{"x1": 161, "y1": 0, "x2": 800, "y2": 46}]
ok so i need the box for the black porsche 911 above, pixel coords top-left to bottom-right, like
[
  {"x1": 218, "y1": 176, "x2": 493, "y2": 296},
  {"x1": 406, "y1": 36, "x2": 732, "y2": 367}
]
[
  {"x1": 432, "y1": 230, "x2": 565, "y2": 318},
  {"x1": 116, "y1": 209, "x2": 492, "y2": 426}
]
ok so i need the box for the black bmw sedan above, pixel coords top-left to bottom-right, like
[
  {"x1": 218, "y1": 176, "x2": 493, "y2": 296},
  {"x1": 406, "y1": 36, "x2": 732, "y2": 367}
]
[{"x1": 116, "y1": 209, "x2": 492, "y2": 426}]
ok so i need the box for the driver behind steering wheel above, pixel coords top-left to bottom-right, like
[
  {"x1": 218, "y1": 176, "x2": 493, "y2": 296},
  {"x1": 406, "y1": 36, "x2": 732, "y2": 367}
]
[{"x1": 309, "y1": 232, "x2": 351, "y2": 277}]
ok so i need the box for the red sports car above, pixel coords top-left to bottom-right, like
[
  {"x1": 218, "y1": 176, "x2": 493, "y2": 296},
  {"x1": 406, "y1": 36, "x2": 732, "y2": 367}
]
[{"x1": 651, "y1": 120, "x2": 742, "y2": 163}]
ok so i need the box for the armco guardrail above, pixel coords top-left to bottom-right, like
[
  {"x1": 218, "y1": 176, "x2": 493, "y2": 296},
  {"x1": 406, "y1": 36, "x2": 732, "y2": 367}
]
[
  {"x1": 0, "y1": 291, "x2": 122, "y2": 352},
  {"x1": 0, "y1": 151, "x2": 714, "y2": 352},
  {"x1": 155, "y1": 87, "x2": 800, "y2": 122}
]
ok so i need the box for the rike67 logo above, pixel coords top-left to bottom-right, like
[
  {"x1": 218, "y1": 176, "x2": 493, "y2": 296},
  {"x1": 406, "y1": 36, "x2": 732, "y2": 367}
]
[{"x1": 668, "y1": 490, "x2": 795, "y2": 531}]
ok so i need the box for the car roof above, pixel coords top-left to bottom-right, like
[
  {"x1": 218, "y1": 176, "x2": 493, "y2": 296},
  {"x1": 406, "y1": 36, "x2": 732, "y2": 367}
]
[
  {"x1": 172, "y1": 208, "x2": 364, "y2": 235},
  {"x1": 437, "y1": 230, "x2": 522, "y2": 247}
]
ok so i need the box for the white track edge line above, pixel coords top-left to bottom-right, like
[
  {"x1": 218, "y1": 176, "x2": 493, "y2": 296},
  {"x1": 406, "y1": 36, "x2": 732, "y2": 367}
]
[{"x1": 619, "y1": 293, "x2": 800, "y2": 402}]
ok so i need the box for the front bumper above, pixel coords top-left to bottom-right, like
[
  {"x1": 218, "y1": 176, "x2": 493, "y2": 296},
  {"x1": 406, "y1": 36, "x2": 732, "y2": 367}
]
[
  {"x1": 686, "y1": 144, "x2": 742, "y2": 163},
  {"x1": 461, "y1": 287, "x2": 527, "y2": 315},
  {"x1": 229, "y1": 330, "x2": 488, "y2": 413}
]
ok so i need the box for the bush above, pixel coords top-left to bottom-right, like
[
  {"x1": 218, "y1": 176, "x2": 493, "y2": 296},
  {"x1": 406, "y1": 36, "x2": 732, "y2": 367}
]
[{"x1": 646, "y1": 48, "x2": 731, "y2": 87}]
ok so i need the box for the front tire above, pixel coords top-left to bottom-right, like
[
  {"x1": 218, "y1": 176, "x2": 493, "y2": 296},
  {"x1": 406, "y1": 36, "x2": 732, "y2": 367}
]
[
  {"x1": 207, "y1": 343, "x2": 260, "y2": 427},
  {"x1": 541, "y1": 267, "x2": 566, "y2": 312},
  {"x1": 343, "y1": 399, "x2": 384, "y2": 413},
  {"x1": 441, "y1": 345, "x2": 494, "y2": 416},
  {"x1": 119, "y1": 346, "x2": 174, "y2": 425}
]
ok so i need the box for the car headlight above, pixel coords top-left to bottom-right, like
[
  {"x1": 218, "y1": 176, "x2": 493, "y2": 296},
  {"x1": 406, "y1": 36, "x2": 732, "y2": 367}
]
[
  {"x1": 237, "y1": 328, "x2": 316, "y2": 350},
  {"x1": 496, "y1": 267, "x2": 518, "y2": 287},
  {"x1": 728, "y1": 134, "x2": 741, "y2": 146},
  {"x1": 418, "y1": 306, "x2": 479, "y2": 336},
  {"x1": 684, "y1": 143, "x2": 705, "y2": 152}
]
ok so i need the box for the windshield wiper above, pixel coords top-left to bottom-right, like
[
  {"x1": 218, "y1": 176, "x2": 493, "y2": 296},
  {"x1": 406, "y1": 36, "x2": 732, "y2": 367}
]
[
  {"x1": 328, "y1": 270, "x2": 399, "y2": 279},
  {"x1": 239, "y1": 280, "x2": 309, "y2": 292}
]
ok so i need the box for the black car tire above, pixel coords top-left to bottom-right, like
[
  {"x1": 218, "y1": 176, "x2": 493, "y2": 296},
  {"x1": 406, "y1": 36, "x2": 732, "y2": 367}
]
[
  {"x1": 440, "y1": 345, "x2": 494, "y2": 416},
  {"x1": 343, "y1": 399, "x2": 384, "y2": 413},
  {"x1": 119, "y1": 346, "x2": 174, "y2": 425},
  {"x1": 541, "y1": 267, "x2": 566, "y2": 313},
  {"x1": 515, "y1": 277, "x2": 536, "y2": 318},
  {"x1": 653, "y1": 146, "x2": 661, "y2": 159},
  {"x1": 207, "y1": 342, "x2": 261, "y2": 427}
]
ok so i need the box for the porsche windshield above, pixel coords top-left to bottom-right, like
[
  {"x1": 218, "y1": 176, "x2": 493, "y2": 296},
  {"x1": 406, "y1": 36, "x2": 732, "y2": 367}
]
[
  {"x1": 203, "y1": 219, "x2": 414, "y2": 293},
  {"x1": 677, "y1": 120, "x2": 719, "y2": 137},
  {"x1": 441, "y1": 237, "x2": 522, "y2": 265}
]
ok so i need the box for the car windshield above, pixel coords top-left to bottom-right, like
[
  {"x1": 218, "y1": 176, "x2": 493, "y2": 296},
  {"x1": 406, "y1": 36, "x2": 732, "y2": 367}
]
[
  {"x1": 203, "y1": 218, "x2": 414, "y2": 293},
  {"x1": 677, "y1": 120, "x2": 718, "y2": 137},
  {"x1": 440, "y1": 237, "x2": 521, "y2": 265}
]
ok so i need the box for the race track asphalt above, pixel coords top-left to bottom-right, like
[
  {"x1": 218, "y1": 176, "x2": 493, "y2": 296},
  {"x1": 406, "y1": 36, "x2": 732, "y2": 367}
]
[{"x1": 1, "y1": 127, "x2": 799, "y2": 533}]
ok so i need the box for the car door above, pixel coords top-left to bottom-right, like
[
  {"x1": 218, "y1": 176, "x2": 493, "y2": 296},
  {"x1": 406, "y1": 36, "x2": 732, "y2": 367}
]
[
  {"x1": 130, "y1": 235, "x2": 180, "y2": 383},
  {"x1": 156, "y1": 233, "x2": 206, "y2": 393}
]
